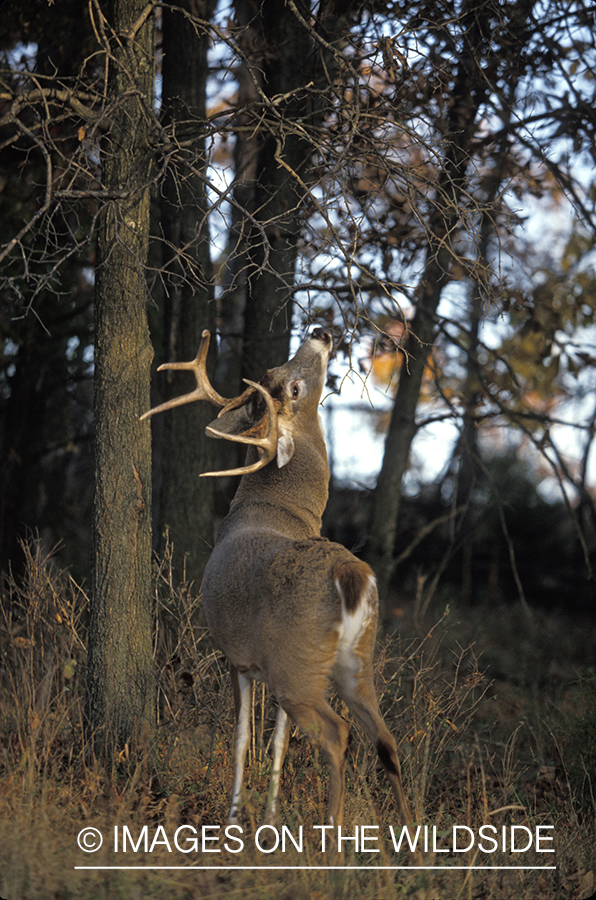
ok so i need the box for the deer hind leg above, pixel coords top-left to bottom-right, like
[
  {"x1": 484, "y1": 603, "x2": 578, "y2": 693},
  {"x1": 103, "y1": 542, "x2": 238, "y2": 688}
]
[
  {"x1": 262, "y1": 704, "x2": 290, "y2": 826},
  {"x1": 229, "y1": 665, "x2": 252, "y2": 825},
  {"x1": 333, "y1": 560, "x2": 412, "y2": 825},
  {"x1": 338, "y1": 669, "x2": 412, "y2": 824},
  {"x1": 280, "y1": 697, "x2": 350, "y2": 828}
]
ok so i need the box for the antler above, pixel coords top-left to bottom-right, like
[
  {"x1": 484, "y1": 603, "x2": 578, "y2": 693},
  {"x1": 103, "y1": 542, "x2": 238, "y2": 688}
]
[
  {"x1": 140, "y1": 330, "x2": 226, "y2": 421},
  {"x1": 201, "y1": 380, "x2": 279, "y2": 478},
  {"x1": 140, "y1": 330, "x2": 279, "y2": 477}
]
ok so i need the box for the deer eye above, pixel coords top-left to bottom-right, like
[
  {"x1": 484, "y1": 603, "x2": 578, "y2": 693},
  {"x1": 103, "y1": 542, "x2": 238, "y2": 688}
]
[{"x1": 290, "y1": 382, "x2": 300, "y2": 399}]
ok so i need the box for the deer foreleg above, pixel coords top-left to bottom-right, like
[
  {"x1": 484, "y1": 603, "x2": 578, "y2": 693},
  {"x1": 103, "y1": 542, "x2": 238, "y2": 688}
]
[
  {"x1": 263, "y1": 704, "x2": 290, "y2": 826},
  {"x1": 229, "y1": 666, "x2": 252, "y2": 825}
]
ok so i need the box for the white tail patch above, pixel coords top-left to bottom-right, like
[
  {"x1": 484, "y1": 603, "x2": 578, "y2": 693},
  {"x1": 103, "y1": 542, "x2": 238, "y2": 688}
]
[{"x1": 333, "y1": 572, "x2": 376, "y2": 692}]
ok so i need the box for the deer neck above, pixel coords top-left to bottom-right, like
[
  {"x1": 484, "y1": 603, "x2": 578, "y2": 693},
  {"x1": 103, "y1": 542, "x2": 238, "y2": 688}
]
[{"x1": 224, "y1": 427, "x2": 329, "y2": 539}]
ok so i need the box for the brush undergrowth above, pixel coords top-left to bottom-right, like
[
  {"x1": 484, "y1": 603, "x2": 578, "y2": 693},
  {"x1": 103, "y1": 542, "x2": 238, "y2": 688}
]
[{"x1": 0, "y1": 541, "x2": 594, "y2": 899}]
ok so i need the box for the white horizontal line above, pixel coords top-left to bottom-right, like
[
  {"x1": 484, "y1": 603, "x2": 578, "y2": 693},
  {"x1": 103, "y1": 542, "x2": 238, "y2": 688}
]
[{"x1": 74, "y1": 865, "x2": 557, "y2": 871}]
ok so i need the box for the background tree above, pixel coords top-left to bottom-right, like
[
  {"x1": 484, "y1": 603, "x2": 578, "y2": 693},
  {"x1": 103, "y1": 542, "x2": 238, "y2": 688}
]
[
  {"x1": 0, "y1": 0, "x2": 97, "y2": 578},
  {"x1": 150, "y1": 0, "x2": 218, "y2": 585},
  {"x1": 217, "y1": 0, "x2": 363, "y2": 385}
]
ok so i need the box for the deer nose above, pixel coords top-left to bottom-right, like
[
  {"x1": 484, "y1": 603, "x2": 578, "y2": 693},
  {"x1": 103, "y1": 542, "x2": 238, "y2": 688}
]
[{"x1": 311, "y1": 327, "x2": 332, "y2": 346}]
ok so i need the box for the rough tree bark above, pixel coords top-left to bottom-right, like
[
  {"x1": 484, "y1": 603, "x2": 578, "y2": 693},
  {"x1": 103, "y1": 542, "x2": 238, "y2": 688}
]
[{"x1": 87, "y1": 0, "x2": 156, "y2": 752}]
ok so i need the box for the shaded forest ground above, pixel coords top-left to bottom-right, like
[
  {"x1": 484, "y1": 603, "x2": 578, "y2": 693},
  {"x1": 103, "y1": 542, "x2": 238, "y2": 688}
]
[{"x1": 0, "y1": 542, "x2": 595, "y2": 900}]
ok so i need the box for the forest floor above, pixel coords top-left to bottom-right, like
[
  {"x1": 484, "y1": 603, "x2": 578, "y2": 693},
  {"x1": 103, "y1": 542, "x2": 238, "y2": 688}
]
[{"x1": 0, "y1": 543, "x2": 594, "y2": 899}]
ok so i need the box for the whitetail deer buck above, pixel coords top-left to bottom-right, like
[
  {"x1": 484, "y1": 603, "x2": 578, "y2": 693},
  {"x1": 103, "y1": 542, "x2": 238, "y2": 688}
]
[{"x1": 142, "y1": 327, "x2": 411, "y2": 830}]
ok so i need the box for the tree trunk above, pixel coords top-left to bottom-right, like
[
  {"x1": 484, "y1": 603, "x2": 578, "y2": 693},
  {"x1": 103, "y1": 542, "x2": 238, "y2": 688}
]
[
  {"x1": 228, "y1": 0, "x2": 355, "y2": 380},
  {"x1": 214, "y1": 0, "x2": 354, "y2": 492},
  {"x1": 454, "y1": 81, "x2": 520, "y2": 604},
  {"x1": 365, "y1": 16, "x2": 487, "y2": 621},
  {"x1": 227, "y1": 0, "x2": 311, "y2": 380},
  {"x1": 87, "y1": 0, "x2": 156, "y2": 752},
  {"x1": 152, "y1": 0, "x2": 218, "y2": 586}
]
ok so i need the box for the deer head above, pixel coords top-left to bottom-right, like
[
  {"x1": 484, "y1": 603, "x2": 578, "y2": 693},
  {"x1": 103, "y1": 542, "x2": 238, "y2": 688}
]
[{"x1": 141, "y1": 327, "x2": 333, "y2": 478}]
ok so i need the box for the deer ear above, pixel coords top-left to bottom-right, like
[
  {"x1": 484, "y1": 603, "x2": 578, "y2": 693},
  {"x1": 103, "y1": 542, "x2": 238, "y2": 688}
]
[
  {"x1": 277, "y1": 427, "x2": 295, "y2": 468},
  {"x1": 206, "y1": 405, "x2": 252, "y2": 438}
]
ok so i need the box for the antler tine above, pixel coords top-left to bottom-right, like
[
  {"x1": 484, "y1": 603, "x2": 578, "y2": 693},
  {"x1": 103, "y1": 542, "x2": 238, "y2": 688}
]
[
  {"x1": 200, "y1": 380, "x2": 279, "y2": 478},
  {"x1": 140, "y1": 330, "x2": 226, "y2": 421}
]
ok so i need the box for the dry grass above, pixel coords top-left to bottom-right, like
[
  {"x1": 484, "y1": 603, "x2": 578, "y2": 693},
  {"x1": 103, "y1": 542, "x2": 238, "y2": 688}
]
[{"x1": 0, "y1": 541, "x2": 594, "y2": 899}]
